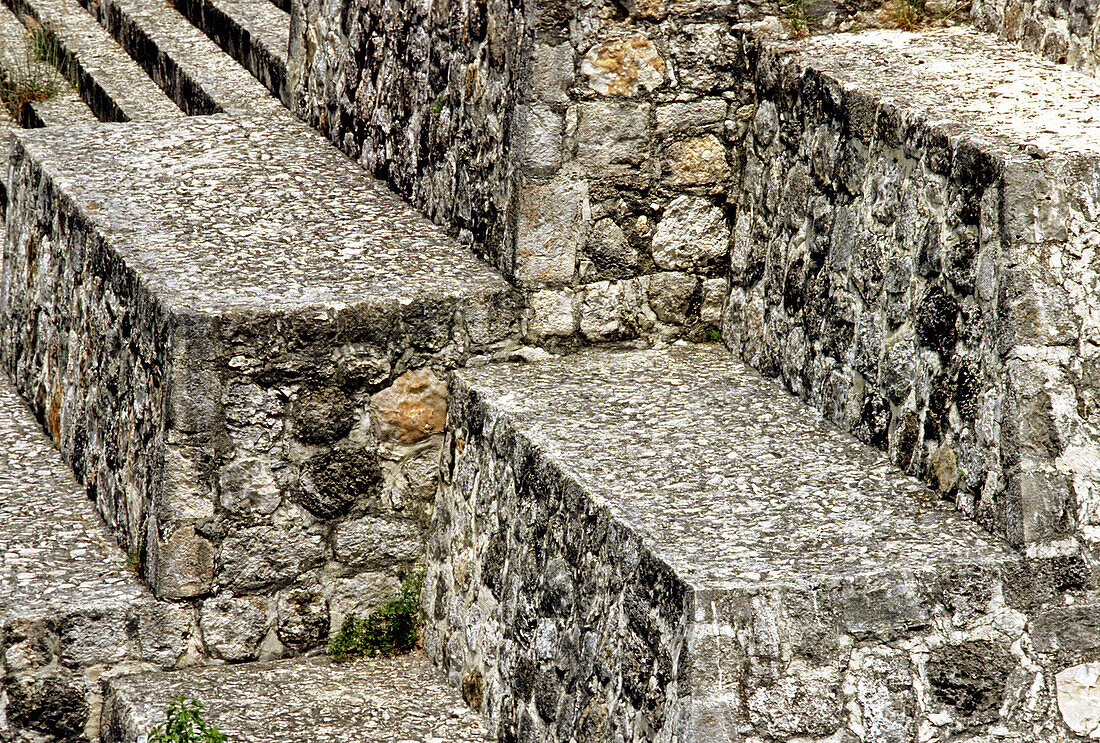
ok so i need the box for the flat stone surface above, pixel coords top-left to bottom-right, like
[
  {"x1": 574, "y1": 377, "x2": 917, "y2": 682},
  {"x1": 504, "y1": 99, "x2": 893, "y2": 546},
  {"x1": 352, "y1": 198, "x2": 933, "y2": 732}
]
[
  {"x1": 10, "y1": 0, "x2": 182, "y2": 121},
  {"x1": 104, "y1": 654, "x2": 490, "y2": 742},
  {"x1": 794, "y1": 27, "x2": 1100, "y2": 161},
  {"x1": 0, "y1": 374, "x2": 149, "y2": 618},
  {"x1": 454, "y1": 345, "x2": 1018, "y2": 590},
  {"x1": 14, "y1": 115, "x2": 513, "y2": 313}
]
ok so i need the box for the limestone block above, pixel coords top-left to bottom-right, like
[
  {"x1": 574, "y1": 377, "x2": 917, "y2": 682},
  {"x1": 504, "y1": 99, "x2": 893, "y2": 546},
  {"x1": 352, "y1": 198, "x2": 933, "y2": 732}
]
[
  {"x1": 580, "y1": 281, "x2": 641, "y2": 340},
  {"x1": 200, "y1": 596, "x2": 270, "y2": 661},
  {"x1": 574, "y1": 101, "x2": 652, "y2": 169},
  {"x1": 515, "y1": 176, "x2": 586, "y2": 285},
  {"x1": 132, "y1": 602, "x2": 199, "y2": 668},
  {"x1": 645, "y1": 272, "x2": 698, "y2": 325},
  {"x1": 581, "y1": 35, "x2": 666, "y2": 96},
  {"x1": 371, "y1": 369, "x2": 448, "y2": 444},
  {"x1": 332, "y1": 515, "x2": 423, "y2": 568},
  {"x1": 276, "y1": 584, "x2": 329, "y2": 649},
  {"x1": 652, "y1": 196, "x2": 730, "y2": 271},
  {"x1": 663, "y1": 134, "x2": 730, "y2": 189},
  {"x1": 701, "y1": 278, "x2": 728, "y2": 324},
  {"x1": 1057, "y1": 662, "x2": 1100, "y2": 739},
  {"x1": 528, "y1": 289, "x2": 577, "y2": 338},
  {"x1": 656, "y1": 99, "x2": 727, "y2": 135},
  {"x1": 583, "y1": 218, "x2": 640, "y2": 279},
  {"x1": 217, "y1": 524, "x2": 325, "y2": 592},
  {"x1": 152, "y1": 524, "x2": 215, "y2": 599},
  {"x1": 532, "y1": 43, "x2": 575, "y2": 105},
  {"x1": 517, "y1": 103, "x2": 563, "y2": 172}
]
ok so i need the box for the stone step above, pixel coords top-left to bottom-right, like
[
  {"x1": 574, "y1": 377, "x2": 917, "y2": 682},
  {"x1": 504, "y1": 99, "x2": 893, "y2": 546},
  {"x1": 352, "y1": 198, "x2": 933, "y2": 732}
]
[
  {"x1": 1, "y1": 112, "x2": 521, "y2": 656},
  {"x1": 101, "y1": 654, "x2": 491, "y2": 742},
  {"x1": 0, "y1": 373, "x2": 195, "y2": 742},
  {"x1": 422, "y1": 345, "x2": 1068, "y2": 742},
  {"x1": 3, "y1": 0, "x2": 181, "y2": 121},
  {"x1": 725, "y1": 26, "x2": 1100, "y2": 557},
  {"x1": 77, "y1": 0, "x2": 285, "y2": 117},
  {"x1": 0, "y1": 4, "x2": 98, "y2": 127},
  {"x1": 172, "y1": 0, "x2": 290, "y2": 105}
]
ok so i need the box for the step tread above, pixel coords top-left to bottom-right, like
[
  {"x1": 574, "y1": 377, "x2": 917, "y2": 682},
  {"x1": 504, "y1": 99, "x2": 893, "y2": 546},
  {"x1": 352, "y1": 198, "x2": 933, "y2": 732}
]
[
  {"x1": 13, "y1": 115, "x2": 512, "y2": 312},
  {"x1": 453, "y1": 345, "x2": 1018, "y2": 590},
  {"x1": 0, "y1": 374, "x2": 150, "y2": 618},
  {"x1": 93, "y1": 0, "x2": 284, "y2": 116},
  {"x1": 793, "y1": 27, "x2": 1100, "y2": 160},
  {"x1": 0, "y1": 4, "x2": 98, "y2": 126},
  {"x1": 9, "y1": 0, "x2": 182, "y2": 120},
  {"x1": 104, "y1": 653, "x2": 491, "y2": 742}
]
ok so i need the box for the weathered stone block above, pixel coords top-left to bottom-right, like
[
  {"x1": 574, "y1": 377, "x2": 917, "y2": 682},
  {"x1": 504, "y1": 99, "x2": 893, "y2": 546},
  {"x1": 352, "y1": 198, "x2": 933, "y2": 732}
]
[{"x1": 427, "y1": 347, "x2": 1022, "y2": 742}]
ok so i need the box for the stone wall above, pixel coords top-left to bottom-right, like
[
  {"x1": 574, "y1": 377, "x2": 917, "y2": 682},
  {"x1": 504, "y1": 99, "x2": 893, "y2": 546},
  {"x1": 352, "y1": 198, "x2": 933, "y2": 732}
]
[
  {"x1": 0, "y1": 138, "x2": 522, "y2": 658},
  {"x1": 973, "y1": 0, "x2": 1100, "y2": 75},
  {"x1": 288, "y1": 0, "x2": 884, "y2": 347}
]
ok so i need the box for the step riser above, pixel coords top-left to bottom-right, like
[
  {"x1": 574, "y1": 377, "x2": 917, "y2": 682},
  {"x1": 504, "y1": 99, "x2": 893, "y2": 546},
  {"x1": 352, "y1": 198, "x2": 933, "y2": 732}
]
[
  {"x1": 172, "y1": 0, "x2": 289, "y2": 106},
  {"x1": 973, "y1": 0, "x2": 1099, "y2": 75},
  {"x1": 3, "y1": 0, "x2": 127, "y2": 122},
  {"x1": 80, "y1": 0, "x2": 222, "y2": 116}
]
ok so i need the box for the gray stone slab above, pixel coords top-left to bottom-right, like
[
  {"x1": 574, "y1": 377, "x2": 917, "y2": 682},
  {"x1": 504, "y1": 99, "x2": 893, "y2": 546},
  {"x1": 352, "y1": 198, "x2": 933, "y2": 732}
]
[
  {"x1": 102, "y1": 654, "x2": 491, "y2": 742},
  {"x1": 0, "y1": 4, "x2": 98, "y2": 127},
  {"x1": 791, "y1": 27, "x2": 1100, "y2": 163},
  {"x1": 12, "y1": 115, "x2": 511, "y2": 311},
  {"x1": 426, "y1": 344, "x2": 1034, "y2": 741},
  {"x1": 83, "y1": 0, "x2": 286, "y2": 117},
  {"x1": 454, "y1": 344, "x2": 1016, "y2": 590},
  {"x1": 8, "y1": 0, "x2": 182, "y2": 121}
]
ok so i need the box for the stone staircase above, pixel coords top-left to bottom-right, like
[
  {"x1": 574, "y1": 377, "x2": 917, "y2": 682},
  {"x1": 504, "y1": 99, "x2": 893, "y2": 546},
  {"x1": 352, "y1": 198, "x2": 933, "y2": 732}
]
[{"x1": 0, "y1": 0, "x2": 1098, "y2": 737}]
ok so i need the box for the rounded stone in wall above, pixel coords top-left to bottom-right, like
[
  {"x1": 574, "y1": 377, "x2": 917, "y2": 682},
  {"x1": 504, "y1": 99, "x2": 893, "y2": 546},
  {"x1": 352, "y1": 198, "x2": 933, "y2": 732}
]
[{"x1": 1057, "y1": 661, "x2": 1100, "y2": 739}]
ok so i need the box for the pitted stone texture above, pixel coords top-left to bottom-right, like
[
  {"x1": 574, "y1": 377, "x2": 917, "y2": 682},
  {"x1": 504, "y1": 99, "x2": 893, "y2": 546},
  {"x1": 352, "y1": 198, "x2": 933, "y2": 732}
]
[
  {"x1": 448, "y1": 346, "x2": 1013, "y2": 586},
  {"x1": 974, "y1": 0, "x2": 1100, "y2": 76},
  {"x1": 8, "y1": 0, "x2": 183, "y2": 121},
  {"x1": 0, "y1": 376, "x2": 199, "y2": 743},
  {"x1": 1, "y1": 115, "x2": 518, "y2": 632},
  {"x1": 426, "y1": 346, "x2": 1042, "y2": 742},
  {"x1": 80, "y1": 0, "x2": 287, "y2": 118},
  {"x1": 794, "y1": 29, "x2": 1100, "y2": 157},
  {"x1": 101, "y1": 654, "x2": 490, "y2": 742}
]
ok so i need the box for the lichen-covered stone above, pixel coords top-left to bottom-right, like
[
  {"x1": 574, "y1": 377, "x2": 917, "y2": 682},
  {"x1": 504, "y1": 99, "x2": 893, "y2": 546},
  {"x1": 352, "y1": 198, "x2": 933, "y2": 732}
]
[{"x1": 581, "y1": 35, "x2": 666, "y2": 96}]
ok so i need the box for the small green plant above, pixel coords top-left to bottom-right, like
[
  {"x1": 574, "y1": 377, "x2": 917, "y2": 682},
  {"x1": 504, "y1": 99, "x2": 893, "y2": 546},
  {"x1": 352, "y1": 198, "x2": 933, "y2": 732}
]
[
  {"x1": 329, "y1": 568, "x2": 425, "y2": 662},
  {"x1": 884, "y1": 0, "x2": 928, "y2": 29},
  {"x1": 781, "y1": 0, "x2": 811, "y2": 36},
  {"x1": 429, "y1": 93, "x2": 446, "y2": 119},
  {"x1": 0, "y1": 24, "x2": 62, "y2": 121},
  {"x1": 148, "y1": 697, "x2": 227, "y2": 743}
]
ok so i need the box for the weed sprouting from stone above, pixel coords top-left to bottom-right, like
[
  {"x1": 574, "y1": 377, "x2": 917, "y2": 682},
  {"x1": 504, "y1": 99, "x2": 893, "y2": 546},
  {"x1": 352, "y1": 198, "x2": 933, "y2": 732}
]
[
  {"x1": 148, "y1": 697, "x2": 227, "y2": 743},
  {"x1": 884, "y1": 0, "x2": 928, "y2": 29},
  {"x1": 328, "y1": 568, "x2": 425, "y2": 662},
  {"x1": 781, "y1": 0, "x2": 811, "y2": 36},
  {"x1": 0, "y1": 26, "x2": 61, "y2": 121}
]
